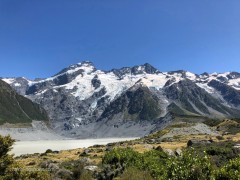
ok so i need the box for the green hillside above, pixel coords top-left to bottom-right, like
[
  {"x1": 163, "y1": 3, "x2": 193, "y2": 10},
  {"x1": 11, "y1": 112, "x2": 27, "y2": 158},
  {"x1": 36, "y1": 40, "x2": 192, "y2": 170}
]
[{"x1": 0, "y1": 80, "x2": 48, "y2": 125}]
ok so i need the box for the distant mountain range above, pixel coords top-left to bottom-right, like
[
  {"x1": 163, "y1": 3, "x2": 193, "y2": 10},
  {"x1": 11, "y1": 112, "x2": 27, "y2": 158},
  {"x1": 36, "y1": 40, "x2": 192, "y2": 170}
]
[{"x1": 2, "y1": 61, "x2": 240, "y2": 138}]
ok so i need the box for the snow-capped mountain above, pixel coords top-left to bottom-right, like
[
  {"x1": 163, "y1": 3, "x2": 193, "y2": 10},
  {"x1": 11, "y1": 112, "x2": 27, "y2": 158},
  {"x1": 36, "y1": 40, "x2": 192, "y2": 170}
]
[{"x1": 2, "y1": 61, "x2": 240, "y2": 138}]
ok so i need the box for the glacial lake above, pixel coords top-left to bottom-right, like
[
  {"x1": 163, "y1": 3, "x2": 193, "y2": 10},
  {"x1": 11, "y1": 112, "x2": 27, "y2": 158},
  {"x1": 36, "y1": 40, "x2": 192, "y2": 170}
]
[{"x1": 11, "y1": 138, "x2": 137, "y2": 156}]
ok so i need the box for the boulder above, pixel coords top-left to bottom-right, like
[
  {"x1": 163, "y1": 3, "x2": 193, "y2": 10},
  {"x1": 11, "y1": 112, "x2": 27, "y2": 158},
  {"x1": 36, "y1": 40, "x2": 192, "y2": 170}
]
[
  {"x1": 56, "y1": 169, "x2": 72, "y2": 179},
  {"x1": 187, "y1": 139, "x2": 212, "y2": 147},
  {"x1": 84, "y1": 165, "x2": 99, "y2": 172},
  {"x1": 175, "y1": 148, "x2": 182, "y2": 156},
  {"x1": 79, "y1": 157, "x2": 92, "y2": 165},
  {"x1": 164, "y1": 149, "x2": 174, "y2": 156},
  {"x1": 155, "y1": 146, "x2": 163, "y2": 151}
]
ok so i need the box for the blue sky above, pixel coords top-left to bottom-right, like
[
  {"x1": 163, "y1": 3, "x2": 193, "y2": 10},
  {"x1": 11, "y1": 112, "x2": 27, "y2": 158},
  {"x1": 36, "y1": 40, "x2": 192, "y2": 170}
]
[{"x1": 0, "y1": 0, "x2": 240, "y2": 79}]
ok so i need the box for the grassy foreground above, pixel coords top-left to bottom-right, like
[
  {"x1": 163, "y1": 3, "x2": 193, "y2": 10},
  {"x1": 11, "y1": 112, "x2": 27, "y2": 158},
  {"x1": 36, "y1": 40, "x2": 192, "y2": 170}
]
[{"x1": 1, "y1": 119, "x2": 240, "y2": 179}]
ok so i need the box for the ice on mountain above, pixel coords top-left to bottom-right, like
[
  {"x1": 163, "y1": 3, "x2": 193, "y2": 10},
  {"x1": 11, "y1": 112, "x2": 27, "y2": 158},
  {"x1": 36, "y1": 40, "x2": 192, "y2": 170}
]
[
  {"x1": 2, "y1": 78, "x2": 15, "y2": 84},
  {"x1": 14, "y1": 83, "x2": 21, "y2": 87},
  {"x1": 185, "y1": 71, "x2": 196, "y2": 80}
]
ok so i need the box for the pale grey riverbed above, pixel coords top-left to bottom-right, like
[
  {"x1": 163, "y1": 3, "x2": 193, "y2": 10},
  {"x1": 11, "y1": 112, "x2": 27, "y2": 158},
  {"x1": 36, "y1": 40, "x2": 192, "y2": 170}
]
[{"x1": 11, "y1": 138, "x2": 137, "y2": 156}]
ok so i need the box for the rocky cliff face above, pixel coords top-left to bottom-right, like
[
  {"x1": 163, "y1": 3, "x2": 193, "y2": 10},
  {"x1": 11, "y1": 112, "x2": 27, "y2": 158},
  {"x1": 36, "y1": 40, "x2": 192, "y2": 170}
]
[
  {"x1": 99, "y1": 85, "x2": 162, "y2": 122},
  {"x1": 164, "y1": 79, "x2": 240, "y2": 118},
  {"x1": 2, "y1": 61, "x2": 240, "y2": 137}
]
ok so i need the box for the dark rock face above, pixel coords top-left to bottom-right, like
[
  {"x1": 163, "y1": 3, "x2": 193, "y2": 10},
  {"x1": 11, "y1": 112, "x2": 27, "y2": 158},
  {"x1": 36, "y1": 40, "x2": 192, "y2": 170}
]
[
  {"x1": 164, "y1": 79, "x2": 176, "y2": 87},
  {"x1": 200, "y1": 72, "x2": 209, "y2": 77},
  {"x1": 26, "y1": 61, "x2": 95, "y2": 95},
  {"x1": 227, "y1": 72, "x2": 240, "y2": 79},
  {"x1": 217, "y1": 76, "x2": 228, "y2": 83},
  {"x1": 100, "y1": 94, "x2": 127, "y2": 120},
  {"x1": 165, "y1": 80, "x2": 240, "y2": 117},
  {"x1": 165, "y1": 80, "x2": 211, "y2": 115},
  {"x1": 168, "y1": 70, "x2": 186, "y2": 75},
  {"x1": 111, "y1": 63, "x2": 160, "y2": 78},
  {"x1": 91, "y1": 75, "x2": 101, "y2": 89},
  {"x1": 26, "y1": 81, "x2": 48, "y2": 95},
  {"x1": 131, "y1": 63, "x2": 160, "y2": 75},
  {"x1": 54, "y1": 61, "x2": 95, "y2": 76},
  {"x1": 126, "y1": 87, "x2": 161, "y2": 120},
  {"x1": 208, "y1": 80, "x2": 240, "y2": 107},
  {"x1": 53, "y1": 73, "x2": 72, "y2": 86},
  {"x1": 26, "y1": 69, "x2": 84, "y2": 95},
  {"x1": 30, "y1": 86, "x2": 108, "y2": 128},
  {"x1": 100, "y1": 86, "x2": 161, "y2": 121}
]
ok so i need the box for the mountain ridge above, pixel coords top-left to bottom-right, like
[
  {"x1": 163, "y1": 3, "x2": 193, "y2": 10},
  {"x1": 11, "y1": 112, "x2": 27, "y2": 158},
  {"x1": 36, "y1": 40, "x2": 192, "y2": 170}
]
[{"x1": 2, "y1": 61, "x2": 240, "y2": 138}]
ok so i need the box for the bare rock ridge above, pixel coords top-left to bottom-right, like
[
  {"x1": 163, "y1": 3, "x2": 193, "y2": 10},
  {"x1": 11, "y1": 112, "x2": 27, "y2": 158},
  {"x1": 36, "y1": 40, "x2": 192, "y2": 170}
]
[{"x1": 2, "y1": 61, "x2": 240, "y2": 138}]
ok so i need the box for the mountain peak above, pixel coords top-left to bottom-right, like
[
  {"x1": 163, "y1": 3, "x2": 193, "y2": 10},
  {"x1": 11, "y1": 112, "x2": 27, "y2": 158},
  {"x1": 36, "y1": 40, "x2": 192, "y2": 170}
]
[
  {"x1": 111, "y1": 63, "x2": 160, "y2": 78},
  {"x1": 137, "y1": 63, "x2": 160, "y2": 74},
  {"x1": 227, "y1": 72, "x2": 240, "y2": 79},
  {"x1": 54, "y1": 61, "x2": 95, "y2": 77},
  {"x1": 77, "y1": 61, "x2": 94, "y2": 67},
  {"x1": 168, "y1": 70, "x2": 187, "y2": 75},
  {"x1": 167, "y1": 70, "x2": 197, "y2": 80}
]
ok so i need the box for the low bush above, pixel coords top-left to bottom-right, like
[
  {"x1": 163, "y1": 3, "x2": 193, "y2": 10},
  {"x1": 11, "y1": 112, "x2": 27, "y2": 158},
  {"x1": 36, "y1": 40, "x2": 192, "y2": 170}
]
[
  {"x1": 0, "y1": 135, "x2": 51, "y2": 179},
  {"x1": 214, "y1": 157, "x2": 240, "y2": 180},
  {"x1": 102, "y1": 147, "x2": 221, "y2": 179},
  {"x1": 163, "y1": 149, "x2": 213, "y2": 180},
  {"x1": 141, "y1": 149, "x2": 168, "y2": 177},
  {"x1": 120, "y1": 167, "x2": 153, "y2": 180},
  {"x1": 203, "y1": 119, "x2": 223, "y2": 127},
  {"x1": 102, "y1": 147, "x2": 142, "y2": 167},
  {"x1": 190, "y1": 141, "x2": 239, "y2": 167},
  {"x1": 103, "y1": 148, "x2": 169, "y2": 179},
  {"x1": 79, "y1": 171, "x2": 93, "y2": 180}
]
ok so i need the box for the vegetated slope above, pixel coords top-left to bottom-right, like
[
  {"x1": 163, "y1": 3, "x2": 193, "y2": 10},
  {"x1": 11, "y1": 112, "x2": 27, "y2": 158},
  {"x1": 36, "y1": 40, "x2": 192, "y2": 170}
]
[
  {"x1": 2, "y1": 61, "x2": 240, "y2": 137},
  {"x1": 0, "y1": 80, "x2": 48, "y2": 125}
]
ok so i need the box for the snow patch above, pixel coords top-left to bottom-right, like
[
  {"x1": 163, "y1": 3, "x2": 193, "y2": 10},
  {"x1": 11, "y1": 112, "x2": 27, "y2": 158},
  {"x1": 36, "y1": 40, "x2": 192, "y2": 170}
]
[
  {"x1": 217, "y1": 72, "x2": 230, "y2": 78},
  {"x1": 75, "y1": 118, "x2": 82, "y2": 123},
  {"x1": 196, "y1": 83, "x2": 215, "y2": 94},
  {"x1": 91, "y1": 101, "x2": 98, "y2": 109},
  {"x1": 228, "y1": 78, "x2": 240, "y2": 90},
  {"x1": 185, "y1": 72, "x2": 196, "y2": 80},
  {"x1": 14, "y1": 83, "x2": 21, "y2": 87},
  {"x1": 2, "y1": 78, "x2": 15, "y2": 84}
]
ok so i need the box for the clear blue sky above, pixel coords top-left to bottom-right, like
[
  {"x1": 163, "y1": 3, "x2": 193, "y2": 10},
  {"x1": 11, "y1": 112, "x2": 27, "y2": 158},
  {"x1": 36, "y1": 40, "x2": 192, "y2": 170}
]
[{"x1": 0, "y1": 0, "x2": 240, "y2": 79}]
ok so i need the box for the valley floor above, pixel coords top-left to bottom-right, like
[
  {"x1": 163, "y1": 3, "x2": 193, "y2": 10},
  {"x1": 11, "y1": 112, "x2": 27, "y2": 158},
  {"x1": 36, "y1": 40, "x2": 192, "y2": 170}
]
[
  {"x1": 0, "y1": 121, "x2": 64, "y2": 141},
  {"x1": 11, "y1": 119, "x2": 240, "y2": 179}
]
